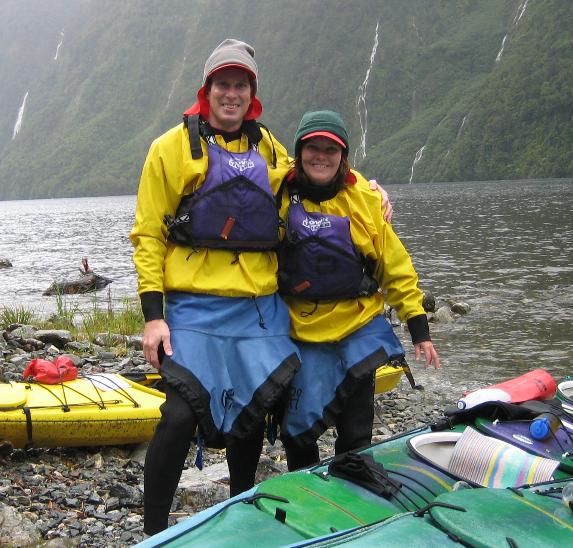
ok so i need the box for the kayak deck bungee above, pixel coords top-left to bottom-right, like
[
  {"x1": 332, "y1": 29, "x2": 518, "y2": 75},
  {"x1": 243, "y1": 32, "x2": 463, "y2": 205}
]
[
  {"x1": 0, "y1": 373, "x2": 165, "y2": 448},
  {"x1": 427, "y1": 483, "x2": 573, "y2": 547},
  {"x1": 285, "y1": 512, "x2": 461, "y2": 547}
]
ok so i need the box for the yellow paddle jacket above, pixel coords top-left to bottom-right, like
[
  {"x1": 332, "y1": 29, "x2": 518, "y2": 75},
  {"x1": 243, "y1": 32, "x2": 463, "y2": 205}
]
[
  {"x1": 282, "y1": 171, "x2": 426, "y2": 343},
  {"x1": 130, "y1": 122, "x2": 291, "y2": 309}
]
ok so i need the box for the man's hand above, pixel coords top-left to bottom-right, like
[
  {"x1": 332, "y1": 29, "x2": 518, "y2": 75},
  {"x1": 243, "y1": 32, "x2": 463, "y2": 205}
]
[
  {"x1": 369, "y1": 180, "x2": 394, "y2": 222},
  {"x1": 143, "y1": 319, "x2": 173, "y2": 370},
  {"x1": 414, "y1": 341, "x2": 440, "y2": 369}
]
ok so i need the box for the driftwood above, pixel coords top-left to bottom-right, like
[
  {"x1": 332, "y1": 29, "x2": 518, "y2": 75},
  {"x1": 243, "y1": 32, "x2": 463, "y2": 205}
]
[{"x1": 43, "y1": 258, "x2": 112, "y2": 296}]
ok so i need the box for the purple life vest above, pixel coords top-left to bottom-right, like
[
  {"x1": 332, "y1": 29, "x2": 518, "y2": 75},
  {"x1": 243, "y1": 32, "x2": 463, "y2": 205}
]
[
  {"x1": 167, "y1": 144, "x2": 279, "y2": 250},
  {"x1": 278, "y1": 190, "x2": 378, "y2": 300}
]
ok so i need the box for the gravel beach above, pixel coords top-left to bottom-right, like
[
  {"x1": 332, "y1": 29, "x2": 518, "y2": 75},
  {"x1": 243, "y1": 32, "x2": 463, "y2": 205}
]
[{"x1": 0, "y1": 327, "x2": 461, "y2": 548}]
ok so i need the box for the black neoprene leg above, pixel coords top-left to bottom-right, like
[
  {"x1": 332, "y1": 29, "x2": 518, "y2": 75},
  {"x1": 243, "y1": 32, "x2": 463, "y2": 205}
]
[
  {"x1": 283, "y1": 440, "x2": 320, "y2": 471},
  {"x1": 226, "y1": 421, "x2": 265, "y2": 497},
  {"x1": 144, "y1": 385, "x2": 197, "y2": 535},
  {"x1": 334, "y1": 372, "x2": 375, "y2": 455}
]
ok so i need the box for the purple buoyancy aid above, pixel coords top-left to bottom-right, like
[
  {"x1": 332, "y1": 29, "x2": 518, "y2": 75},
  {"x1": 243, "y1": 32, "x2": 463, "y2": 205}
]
[
  {"x1": 166, "y1": 144, "x2": 279, "y2": 250},
  {"x1": 278, "y1": 190, "x2": 378, "y2": 300}
]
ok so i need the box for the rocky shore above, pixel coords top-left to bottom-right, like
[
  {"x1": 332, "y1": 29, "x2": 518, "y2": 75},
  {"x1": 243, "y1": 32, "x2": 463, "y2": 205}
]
[{"x1": 0, "y1": 325, "x2": 462, "y2": 548}]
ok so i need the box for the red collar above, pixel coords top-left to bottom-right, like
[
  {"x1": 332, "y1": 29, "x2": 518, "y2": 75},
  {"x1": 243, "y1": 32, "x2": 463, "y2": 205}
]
[{"x1": 183, "y1": 84, "x2": 263, "y2": 120}]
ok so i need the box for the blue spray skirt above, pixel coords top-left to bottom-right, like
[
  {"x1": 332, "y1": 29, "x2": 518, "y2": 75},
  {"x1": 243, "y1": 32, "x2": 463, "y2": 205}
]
[{"x1": 161, "y1": 292, "x2": 300, "y2": 446}]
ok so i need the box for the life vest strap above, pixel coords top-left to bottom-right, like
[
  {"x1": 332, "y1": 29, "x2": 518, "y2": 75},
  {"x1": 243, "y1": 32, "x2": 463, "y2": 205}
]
[
  {"x1": 183, "y1": 115, "x2": 265, "y2": 161},
  {"x1": 185, "y1": 114, "x2": 204, "y2": 160}
]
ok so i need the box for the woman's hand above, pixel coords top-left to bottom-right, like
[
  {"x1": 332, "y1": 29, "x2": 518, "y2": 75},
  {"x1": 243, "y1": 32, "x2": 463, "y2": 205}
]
[
  {"x1": 143, "y1": 319, "x2": 173, "y2": 370},
  {"x1": 414, "y1": 341, "x2": 441, "y2": 369},
  {"x1": 369, "y1": 180, "x2": 394, "y2": 222}
]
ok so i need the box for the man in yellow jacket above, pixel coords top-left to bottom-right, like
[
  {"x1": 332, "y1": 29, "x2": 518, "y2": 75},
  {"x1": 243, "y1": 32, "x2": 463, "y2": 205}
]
[{"x1": 130, "y1": 39, "x2": 301, "y2": 535}]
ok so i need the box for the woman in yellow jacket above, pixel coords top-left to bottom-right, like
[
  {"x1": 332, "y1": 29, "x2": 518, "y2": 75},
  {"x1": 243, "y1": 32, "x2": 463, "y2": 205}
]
[
  {"x1": 278, "y1": 110, "x2": 440, "y2": 470},
  {"x1": 130, "y1": 39, "x2": 301, "y2": 535}
]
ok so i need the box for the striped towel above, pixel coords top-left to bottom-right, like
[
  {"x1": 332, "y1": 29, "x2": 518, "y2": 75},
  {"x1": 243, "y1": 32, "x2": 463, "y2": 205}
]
[{"x1": 448, "y1": 427, "x2": 559, "y2": 487}]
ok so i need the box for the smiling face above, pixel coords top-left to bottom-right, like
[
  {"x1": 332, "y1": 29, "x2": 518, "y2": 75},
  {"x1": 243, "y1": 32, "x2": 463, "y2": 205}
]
[
  {"x1": 300, "y1": 136, "x2": 343, "y2": 186},
  {"x1": 206, "y1": 67, "x2": 252, "y2": 132}
]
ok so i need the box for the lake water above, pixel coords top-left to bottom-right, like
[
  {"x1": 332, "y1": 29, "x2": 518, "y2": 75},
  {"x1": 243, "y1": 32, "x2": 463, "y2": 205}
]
[{"x1": 0, "y1": 180, "x2": 571, "y2": 391}]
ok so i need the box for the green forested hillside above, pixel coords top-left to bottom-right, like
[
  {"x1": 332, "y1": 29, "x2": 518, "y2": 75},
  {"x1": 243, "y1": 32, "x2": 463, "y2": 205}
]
[{"x1": 0, "y1": 0, "x2": 571, "y2": 199}]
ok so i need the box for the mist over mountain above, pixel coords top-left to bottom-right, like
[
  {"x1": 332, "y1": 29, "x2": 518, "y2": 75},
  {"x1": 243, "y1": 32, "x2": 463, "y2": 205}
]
[{"x1": 0, "y1": 0, "x2": 571, "y2": 199}]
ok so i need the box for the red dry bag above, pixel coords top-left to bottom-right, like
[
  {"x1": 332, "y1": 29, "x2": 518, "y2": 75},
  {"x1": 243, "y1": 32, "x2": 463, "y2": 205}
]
[{"x1": 22, "y1": 356, "x2": 78, "y2": 384}]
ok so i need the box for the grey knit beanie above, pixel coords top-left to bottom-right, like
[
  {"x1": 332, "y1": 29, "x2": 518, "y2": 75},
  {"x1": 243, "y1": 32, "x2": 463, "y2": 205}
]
[{"x1": 203, "y1": 39, "x2": 258, "y2": 92}]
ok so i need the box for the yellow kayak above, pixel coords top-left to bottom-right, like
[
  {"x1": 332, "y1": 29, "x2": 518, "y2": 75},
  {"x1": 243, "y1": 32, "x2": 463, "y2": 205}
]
[
  {"x1": 374, "y1": 364, "x2": 404, "y2": 394},
  {"x1": 0, "y1": 373, "x2": 165, "y2": 449},
  {"x1": 0, "y1": 366, "x2": 402, "y2": 449},
  {"x1": 124, "y1": 366, "x2": 405, "y2": 396}
]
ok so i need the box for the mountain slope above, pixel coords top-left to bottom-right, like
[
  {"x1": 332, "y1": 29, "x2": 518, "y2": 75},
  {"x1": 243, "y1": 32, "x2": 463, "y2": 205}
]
[{"x1": 0, "y1": 0, "x2": 571, "y2": 199}]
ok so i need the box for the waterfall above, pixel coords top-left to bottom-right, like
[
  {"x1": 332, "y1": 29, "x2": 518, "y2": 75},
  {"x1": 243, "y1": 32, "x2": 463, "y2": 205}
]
[
  {"x1": 12, "y1": 91, "x2": 29, "y2": 140},
  {"x1": 411, "y1": 17, "x2": 423, "y2": 43},
  {"x1": 514, "y1": 0, "x2": 529, "y2": 25},
  {"x1": 457, "y1": 114, "x2": 469, "y2": 139},
  {"x1": 409, "y1": 145, "x2": 426, "y2": 184},
  {"x1": 497, "y1": 0, "x2": 529, "y2": 65},
  {"x1": 54, "y1": 30, "x2": 64, "y2": 61},
  {"x1": 495, "y1": 34, "x2": 507, "y2": 63},
  {"x1": 166, "y1": 55, "x2": 187, "y2": 110},
  {"x1": 354, "y1": 20, "x2": 380, "y2": 164}
]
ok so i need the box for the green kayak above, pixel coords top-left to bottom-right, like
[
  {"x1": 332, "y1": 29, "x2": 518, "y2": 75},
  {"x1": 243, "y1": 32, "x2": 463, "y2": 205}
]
[
  {"x1": 137, "y1": 399, "x2": 573, "y2": 547},
  {"x1": 286, "y1": 480, "x2": 573, "y2": 547}
]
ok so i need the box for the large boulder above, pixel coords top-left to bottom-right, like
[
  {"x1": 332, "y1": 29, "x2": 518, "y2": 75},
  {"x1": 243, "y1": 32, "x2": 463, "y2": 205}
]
[
  {"x1": 43, "y1": 271, "x2": 112, "y2": 296},
  {"x1": 0, "y1": 502, "x2": 42, "y2": 547},
  {"x1": 43, "y1": 258, "x2": 112, "y2": 296},
  {"x1": 34, "y1": 330, "x2": 74, "y2": 348}
]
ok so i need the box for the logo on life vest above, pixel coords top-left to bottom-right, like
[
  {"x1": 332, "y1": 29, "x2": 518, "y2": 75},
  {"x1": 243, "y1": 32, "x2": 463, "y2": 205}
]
[
  {"x1": 302, "y1": 216, "x2": 331, "y2": 232},
  {"x1": 228, "y1": 158, "x2": 255, "y2": 172}
]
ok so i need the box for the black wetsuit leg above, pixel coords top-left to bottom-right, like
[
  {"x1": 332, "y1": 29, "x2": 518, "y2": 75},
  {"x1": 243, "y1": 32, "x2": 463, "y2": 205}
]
[
  {"x1": 334, "y1": 372, "x2": 375, "y2": 455},
  {"x1": 283, "y1": 440, "x2": 320, "y2": 471},
  {"x1": 226, "y1": 421, "x2": 266, "y2": 497},
  {"x1": 144, "y1": 384, "x2": 197, "y2": 535}
]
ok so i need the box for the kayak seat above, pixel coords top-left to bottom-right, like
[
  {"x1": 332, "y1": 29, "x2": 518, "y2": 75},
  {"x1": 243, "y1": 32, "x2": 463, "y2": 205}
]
[{"x1": 448, "y1": 426, "x2": 559, "y2": 487}]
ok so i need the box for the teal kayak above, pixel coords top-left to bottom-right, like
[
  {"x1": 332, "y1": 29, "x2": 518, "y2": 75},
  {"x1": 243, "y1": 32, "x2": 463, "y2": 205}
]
[{"x1": 136, "y1": 398, "x2": 573, "y2": 547}]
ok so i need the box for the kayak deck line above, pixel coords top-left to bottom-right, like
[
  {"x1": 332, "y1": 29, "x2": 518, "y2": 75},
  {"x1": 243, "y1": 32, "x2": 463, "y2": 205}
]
[{"x1": 299, "y1": 486, "x2": 367, "y2": 525}]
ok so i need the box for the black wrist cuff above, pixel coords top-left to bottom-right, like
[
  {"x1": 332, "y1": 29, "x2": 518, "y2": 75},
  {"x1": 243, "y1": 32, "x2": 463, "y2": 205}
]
[
  {"x1": 406, "y1": 314, "x2": 430, "y2": 345},
  {"x1": 140, "y1": 291, "x2": 164, "y2": 322}
]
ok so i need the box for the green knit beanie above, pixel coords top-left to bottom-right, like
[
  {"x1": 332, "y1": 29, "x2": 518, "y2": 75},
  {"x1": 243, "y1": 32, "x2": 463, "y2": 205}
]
[{"x1": 293, "y1": 110, "x2": 349, "y2": 156}]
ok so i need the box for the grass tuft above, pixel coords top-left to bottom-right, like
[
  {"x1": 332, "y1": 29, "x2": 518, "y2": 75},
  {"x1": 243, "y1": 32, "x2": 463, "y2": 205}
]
[
  {"x1": 0, "y1": 306, "x2": 37, "y2": 328},
  {"x1": 0, "y1": 293, "x2": 144, "y2": 343}
]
